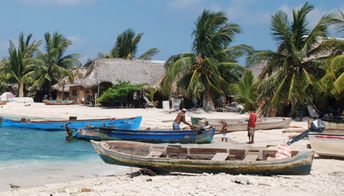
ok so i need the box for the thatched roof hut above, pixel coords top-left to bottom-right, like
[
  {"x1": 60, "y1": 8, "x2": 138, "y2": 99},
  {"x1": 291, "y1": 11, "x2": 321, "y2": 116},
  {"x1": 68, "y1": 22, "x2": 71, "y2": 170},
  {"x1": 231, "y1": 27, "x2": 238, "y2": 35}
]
[{"x1": 79, "y1": 58, "x2": 165, "y2": 87}]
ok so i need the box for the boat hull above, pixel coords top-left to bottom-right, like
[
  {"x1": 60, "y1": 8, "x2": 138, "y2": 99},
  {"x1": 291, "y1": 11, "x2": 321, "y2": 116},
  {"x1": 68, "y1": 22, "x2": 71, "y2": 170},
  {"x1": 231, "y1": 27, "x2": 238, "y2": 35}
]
[
  {"x1": 1, "y1": 116, "x2": 142, "y2": 130},
  {"x1": 43, "y1": 100, "x2": 75, "y2": 105},
  {"x1": 74, "y1": 127, "x2": 215, "y2": 144},
  {"x1": 192, "y1": 117, "x2": 291, "y2": 132},
  {"x1": 309, "y1": 131, "x2": 344, "y2": 158},
  {"x1": 91, "y1": 141, "x2": 314, "y2": 175}
]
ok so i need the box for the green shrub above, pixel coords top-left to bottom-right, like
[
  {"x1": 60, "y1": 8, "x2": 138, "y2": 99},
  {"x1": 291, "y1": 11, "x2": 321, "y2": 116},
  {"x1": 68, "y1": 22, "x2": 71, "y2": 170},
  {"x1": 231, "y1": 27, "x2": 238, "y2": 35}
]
[{"x1": 97, "y1": 81, "x2": 144, "y2": 103}]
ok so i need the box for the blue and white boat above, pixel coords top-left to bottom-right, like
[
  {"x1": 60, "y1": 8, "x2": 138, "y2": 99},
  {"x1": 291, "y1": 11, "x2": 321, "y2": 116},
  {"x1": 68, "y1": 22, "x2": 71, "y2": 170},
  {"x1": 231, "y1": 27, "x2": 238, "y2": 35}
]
[
  {"x1": 1, "y1": 116, "x2": 142, "y2": 131},
  {"x1": 73, "y1": 127, "x2": 215, "y2": 144}
]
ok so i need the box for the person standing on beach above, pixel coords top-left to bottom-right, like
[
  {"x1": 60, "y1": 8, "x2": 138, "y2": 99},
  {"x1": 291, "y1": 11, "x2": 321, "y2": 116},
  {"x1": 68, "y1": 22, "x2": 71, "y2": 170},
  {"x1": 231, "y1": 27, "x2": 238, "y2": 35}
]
[
  {"x1": 173, "y1": 108, "x2": 191, "y2": 130},
  {"x1": 221, "y1": 122, "x2": 228, "y2": 142},
  {"x1": 248, "y1": 110, "x2": 257, "y2": 144}
]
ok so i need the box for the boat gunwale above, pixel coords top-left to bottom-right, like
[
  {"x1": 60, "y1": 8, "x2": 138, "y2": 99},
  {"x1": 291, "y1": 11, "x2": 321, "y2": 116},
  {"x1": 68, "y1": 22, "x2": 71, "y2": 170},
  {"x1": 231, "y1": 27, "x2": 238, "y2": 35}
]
[{"x1": 2, "y1": 116, "x2": 142, "y2": 124}]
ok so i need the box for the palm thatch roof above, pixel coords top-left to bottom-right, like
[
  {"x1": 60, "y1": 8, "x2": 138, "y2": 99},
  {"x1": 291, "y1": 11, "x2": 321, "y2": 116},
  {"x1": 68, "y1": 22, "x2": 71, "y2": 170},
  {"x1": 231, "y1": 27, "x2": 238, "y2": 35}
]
[
  {"x1": 52, "y1": 67, "x2": 87, "y2": 92},
  {"x1": 79, "y1": 58, "x2": 165, "y2": 88}
]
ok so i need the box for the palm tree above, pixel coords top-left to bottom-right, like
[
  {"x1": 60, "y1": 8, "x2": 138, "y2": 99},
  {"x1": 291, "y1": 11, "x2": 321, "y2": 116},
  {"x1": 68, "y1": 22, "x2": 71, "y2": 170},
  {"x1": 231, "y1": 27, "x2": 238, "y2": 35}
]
[
  {"x1": 248, "y1": 3, "x2": 344, "y2": 116},
  {"x1": 3, "y1": 33, "x2": 41, "y2": 97},
  {"x1": 233, "y1": 69, "x2": 257, "y2": 111},
  {"x1": 318, "y1": 55, "x2": 344, "y2": 98},
  {"x1": 161, "y1": 10, "x2": 252, "y2": 110},
  {"x1": 100, "y1": 29, "x2": 159, "y2": 60},
  {"x1": 31, "y1": 32, "x2": 80, "y2": 98},
  {"x1": 333, "y1": 11, "x2": 344, "y2": 36}
]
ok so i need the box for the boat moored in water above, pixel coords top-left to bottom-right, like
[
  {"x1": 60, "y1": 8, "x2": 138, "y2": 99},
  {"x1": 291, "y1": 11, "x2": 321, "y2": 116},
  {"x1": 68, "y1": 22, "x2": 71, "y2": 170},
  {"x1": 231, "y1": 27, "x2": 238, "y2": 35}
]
[
  {"x1": 73, "y1": 127, "x2": 215, "y2": 144},
  {"x1": 1, "y1": 116, "x2": 142, "y2": 131}
]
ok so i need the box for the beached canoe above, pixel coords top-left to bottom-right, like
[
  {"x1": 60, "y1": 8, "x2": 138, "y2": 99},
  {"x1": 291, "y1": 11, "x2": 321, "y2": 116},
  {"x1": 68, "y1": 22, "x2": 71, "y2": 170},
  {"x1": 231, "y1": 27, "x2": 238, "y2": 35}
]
[
  {"x1": 323, "y1": 121, "x2": 344, "y2": 130},
  {"x1": 1, "y1": 116, "x2": 142, "y2": 131},
  {"x1": 43, "y1": 100, "x2": 75, "y2": 105},
  {"x1": 73, "y1": 127, "x2": 215, "y2": 144},
  {"x1": 308, "y1": 131, "x2": 344, "y2": 158},
  {"x1": 91, "y1": 140, "x2": 314, "y2": 175},
  {"x1": 191, "y1": 117, "x2": 291, "y2": 132}
]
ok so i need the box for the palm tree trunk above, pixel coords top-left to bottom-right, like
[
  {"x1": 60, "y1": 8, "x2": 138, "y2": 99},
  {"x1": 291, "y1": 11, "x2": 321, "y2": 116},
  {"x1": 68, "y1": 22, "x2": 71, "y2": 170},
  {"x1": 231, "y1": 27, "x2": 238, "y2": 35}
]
[
  {"x1": 48, "y1": 80, "x2": 52, "y2": 100},
  {"x1": 18, "y1": 82, "x2": 25, "y2": 97},
  {"x1": 202, "y1": 91, "x2": 215, "y2": 111}
]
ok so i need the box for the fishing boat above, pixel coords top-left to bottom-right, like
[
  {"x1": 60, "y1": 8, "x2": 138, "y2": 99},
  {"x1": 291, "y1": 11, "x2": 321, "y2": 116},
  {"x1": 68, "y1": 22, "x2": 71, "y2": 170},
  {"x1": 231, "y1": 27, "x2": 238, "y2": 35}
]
[
  {"x1": 1, "y1": 116, "x2": 142, "y2": 131},
  {"x1": 91, "y1": 140, "x2": 314, "y2": 175},
  {"x1": 73, "y1": 127, "x2": 215, "y2": 144},
  {"x1": 308, "y1": 131, "x2": 344, "y2": 158},
  {"x1": 323, "y1": 119, "x2": 344, "y2": 130},
  {"x1": 191, "y1": 117, "x2": 291, "y2": 132},
  {"x1": 43, "y1": 100, "x2": 76, "y2": 105}
]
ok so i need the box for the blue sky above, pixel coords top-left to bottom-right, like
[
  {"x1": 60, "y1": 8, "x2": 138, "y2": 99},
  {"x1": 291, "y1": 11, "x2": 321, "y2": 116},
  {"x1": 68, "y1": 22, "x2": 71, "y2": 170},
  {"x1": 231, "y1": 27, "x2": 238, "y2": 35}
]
[{"x1": 0, "y1": 0, "x2": 343, "y2": 64}]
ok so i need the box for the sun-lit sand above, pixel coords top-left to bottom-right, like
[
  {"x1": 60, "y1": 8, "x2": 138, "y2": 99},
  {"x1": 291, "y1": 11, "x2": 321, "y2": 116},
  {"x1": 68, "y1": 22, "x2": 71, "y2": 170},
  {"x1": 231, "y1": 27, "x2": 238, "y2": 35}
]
[{"x1": 1, "y1": 103, "x2": 343, "y2": 195}]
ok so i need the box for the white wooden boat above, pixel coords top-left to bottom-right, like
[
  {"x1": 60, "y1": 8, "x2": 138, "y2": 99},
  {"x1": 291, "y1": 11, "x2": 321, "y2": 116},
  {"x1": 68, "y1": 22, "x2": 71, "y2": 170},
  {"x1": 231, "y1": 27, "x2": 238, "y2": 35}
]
[
  {"x1": 192, "y1": 117, "x2": 291, "y2": 132},
  {"x1": 91, "y1": 140, "x2": 314, "y2": 175},
  {"x1": 308, "y1": 131, "x2": 344, "y2": 158}
]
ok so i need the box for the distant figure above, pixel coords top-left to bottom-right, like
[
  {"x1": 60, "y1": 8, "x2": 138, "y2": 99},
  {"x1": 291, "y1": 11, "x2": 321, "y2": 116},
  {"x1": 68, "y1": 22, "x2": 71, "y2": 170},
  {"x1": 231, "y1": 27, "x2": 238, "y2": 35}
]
[
  {"x1": 202, "y1": 121, "x2": 210, "y2": 129},
  {"x1": 221, "y1": 122, "x2": 228, "y2": 142},
  {"x1": 248, "y1": 110, "x2": 257, "y2": 144},
  {"x1": 173, "y1": 108, "x2": 191, "y2": 130}
]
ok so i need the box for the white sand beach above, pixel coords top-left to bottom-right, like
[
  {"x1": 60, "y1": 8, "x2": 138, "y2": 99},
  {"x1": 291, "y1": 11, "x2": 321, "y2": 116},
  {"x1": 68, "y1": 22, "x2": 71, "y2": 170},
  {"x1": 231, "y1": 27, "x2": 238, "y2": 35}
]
[{"x1": 1, "y1": 103, "x2": 344, "y2": 195}]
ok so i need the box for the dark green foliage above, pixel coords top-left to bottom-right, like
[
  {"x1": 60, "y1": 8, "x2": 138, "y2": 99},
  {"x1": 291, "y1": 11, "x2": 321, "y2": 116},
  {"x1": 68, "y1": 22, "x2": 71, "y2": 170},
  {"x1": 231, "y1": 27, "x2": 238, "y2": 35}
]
[{"x1": 97, "y1": 81, "x2": 144, "y2": 103}]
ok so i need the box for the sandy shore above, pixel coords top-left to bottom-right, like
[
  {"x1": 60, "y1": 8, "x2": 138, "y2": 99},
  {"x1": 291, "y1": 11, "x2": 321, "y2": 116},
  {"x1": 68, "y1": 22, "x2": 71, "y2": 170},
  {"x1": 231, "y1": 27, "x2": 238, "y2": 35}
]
[{"x1": 1, "y1": 103, "x2": 344, "y2": 195}]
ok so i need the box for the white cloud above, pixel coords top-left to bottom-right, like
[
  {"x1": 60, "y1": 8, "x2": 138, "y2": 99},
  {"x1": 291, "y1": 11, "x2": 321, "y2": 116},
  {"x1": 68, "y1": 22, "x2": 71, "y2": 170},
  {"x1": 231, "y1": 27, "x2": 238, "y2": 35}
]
[
  {"x1": 225, "y1": 1, "x2": 271, "y2": 25},
  {"x1": 20, "y1": 0, "x2": 96, "y2": 6},
  {"x1": 168, "y1": 0, "x2": 200, "y2": 10},
  {"x1": 67, "y1": 35, "x2": 82, "y2": 45}
]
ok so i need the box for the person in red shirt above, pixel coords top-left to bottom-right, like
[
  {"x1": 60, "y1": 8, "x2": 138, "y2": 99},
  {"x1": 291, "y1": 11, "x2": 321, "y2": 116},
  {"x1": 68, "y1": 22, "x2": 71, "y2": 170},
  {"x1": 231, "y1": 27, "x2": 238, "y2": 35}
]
[{"x1": 248, "y1": 110, "x2": 257, "y2": 144}]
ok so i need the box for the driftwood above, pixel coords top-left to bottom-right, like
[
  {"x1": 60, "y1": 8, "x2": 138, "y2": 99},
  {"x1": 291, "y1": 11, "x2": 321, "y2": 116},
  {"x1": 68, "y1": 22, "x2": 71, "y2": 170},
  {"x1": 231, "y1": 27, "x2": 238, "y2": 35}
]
[{"x1": 127, "y1": 168, "x2": 157, "y2": 178}]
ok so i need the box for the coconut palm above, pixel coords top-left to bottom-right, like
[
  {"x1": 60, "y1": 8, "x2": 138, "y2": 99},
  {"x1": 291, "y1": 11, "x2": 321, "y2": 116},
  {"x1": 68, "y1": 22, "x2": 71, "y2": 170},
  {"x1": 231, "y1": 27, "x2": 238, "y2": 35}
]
[
  {"x1": 30, "y1": 32, "x2": 80, "y2": 98},
  {"x1": 161, "y1": 10, "x2": 253, "y2": 110},
  {"x1": 2, "y1": 33, "x2": 41, "y2": 97},
  {"x1": 248, "y1": 3, "x2": 344, "y2": 116},
  {"x1": 333, "y1": 11, "x2": 344, "y2": 36},
  {"x1": 318, "y1": 55, "x2": 344, "y2": 98},
  {"x1": 99, "y1": 29, "x2": 159, "y2": 60},
  {"x1": 233, "y1": 69, "x2": 257, "y2": 111}
]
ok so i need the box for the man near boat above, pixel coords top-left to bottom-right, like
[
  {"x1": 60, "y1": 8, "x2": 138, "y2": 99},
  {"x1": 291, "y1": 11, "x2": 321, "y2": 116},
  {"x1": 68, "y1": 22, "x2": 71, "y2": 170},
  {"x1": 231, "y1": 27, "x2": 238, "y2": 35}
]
[
  {"x1": 248, "y1": 110, "x2": 257, "y2": 144},
  {"x1": 173, "y1": 108, "x2": 191, "y2": 130}
]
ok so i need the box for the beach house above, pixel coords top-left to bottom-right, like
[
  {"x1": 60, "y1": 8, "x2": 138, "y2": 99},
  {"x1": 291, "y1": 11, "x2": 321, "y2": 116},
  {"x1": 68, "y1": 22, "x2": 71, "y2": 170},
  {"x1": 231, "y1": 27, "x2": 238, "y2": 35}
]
[{"x1": 53, "y1": 58, "x2": 165, "y2": 104}]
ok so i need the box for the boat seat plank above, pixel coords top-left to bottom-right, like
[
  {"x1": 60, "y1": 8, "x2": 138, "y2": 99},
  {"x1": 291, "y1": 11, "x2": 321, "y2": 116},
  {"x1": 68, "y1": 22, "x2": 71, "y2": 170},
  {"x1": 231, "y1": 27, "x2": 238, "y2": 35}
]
[
  {"x1": 211, "y1": 153, "x2": 229, "y2": 161},
  {"x1": 243, "y1": 154, "x2": 259, "y2": 161},
  {"x1": 146, "y1": 151, "x2": 164, "y2": 158}
]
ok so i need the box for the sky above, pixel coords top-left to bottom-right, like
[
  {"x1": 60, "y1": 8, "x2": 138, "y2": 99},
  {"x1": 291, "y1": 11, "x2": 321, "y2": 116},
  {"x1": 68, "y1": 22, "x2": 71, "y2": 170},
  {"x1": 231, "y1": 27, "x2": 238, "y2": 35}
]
[{"x1": 0, "y1": 0, "x2": 343, "y2": 64}]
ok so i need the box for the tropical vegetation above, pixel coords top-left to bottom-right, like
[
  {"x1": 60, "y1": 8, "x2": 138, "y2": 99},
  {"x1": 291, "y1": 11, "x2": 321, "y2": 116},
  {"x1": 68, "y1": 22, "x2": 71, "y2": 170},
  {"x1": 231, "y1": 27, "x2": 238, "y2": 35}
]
[
  {"x1": 248, "y1": 2, "x2": 344, "y2": 116},
  {"x1": 98, "y1": 28, "x2": 159, "y2": 60},
  {"x1": 97, "y1": 81, "x2": 144, "y2": 103},
  {"x1": 161, "y1": 10, "x2": 253, "y2": 111}
]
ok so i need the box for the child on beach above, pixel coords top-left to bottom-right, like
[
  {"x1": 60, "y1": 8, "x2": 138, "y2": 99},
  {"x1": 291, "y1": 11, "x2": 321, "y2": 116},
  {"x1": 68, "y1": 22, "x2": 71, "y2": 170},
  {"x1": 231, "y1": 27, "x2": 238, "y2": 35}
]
[{"x1": 221, "y1": 122, "x2": 228, "y2": 142}]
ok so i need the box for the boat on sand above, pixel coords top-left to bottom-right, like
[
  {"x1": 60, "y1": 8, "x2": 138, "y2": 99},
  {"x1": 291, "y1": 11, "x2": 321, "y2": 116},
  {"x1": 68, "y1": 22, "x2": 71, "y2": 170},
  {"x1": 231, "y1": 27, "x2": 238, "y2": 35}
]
[
  {"x1": 73, "y1": 127, "x2": 215, "y2": 144},
  {"x1": 43, "y1": 100, "x2": 75, "y2": 105},
  {"x1": 91, "y1": 140, "x2": 314, "y2": 175},
  {"x1": 1, "y1": 116, "x2": 142, "y2": 131},
  {"x1": 309, "y1": 130, "x2": 344, "y2": 158},
  {"x1": 191, "y1": 117, "x2": 291, "y2": 132}
]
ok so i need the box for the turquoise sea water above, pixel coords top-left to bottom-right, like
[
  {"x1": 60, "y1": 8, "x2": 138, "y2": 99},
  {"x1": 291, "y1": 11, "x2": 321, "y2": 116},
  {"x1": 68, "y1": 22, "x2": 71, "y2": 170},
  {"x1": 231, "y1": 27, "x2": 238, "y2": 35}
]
[{"x1": 0, "y1": 126, "x2": 97, "y2": 162}]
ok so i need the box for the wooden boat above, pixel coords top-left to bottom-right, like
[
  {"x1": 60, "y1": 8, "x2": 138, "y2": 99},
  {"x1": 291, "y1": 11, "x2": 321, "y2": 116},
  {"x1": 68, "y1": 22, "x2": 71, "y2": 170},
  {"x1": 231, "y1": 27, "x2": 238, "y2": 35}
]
[
  {"x1": 73, "y1": 127, "x2": 215, "y2": 144},
  {"x1": 191, "y1": 117, "x2": 291, "y2": 132},
  {"x1": 308, "y1": 131, "x2": 344, "y2": 158},
  {"x1": 91, "y1": 140, "x2": 314, "y2": 175},
  {"x1": 43, "y1": 100, "x2": 75, "y2": 105},
  {"x1": 323, "y1": 121, "x2": 344, "y2": 130},
  {"x1": 1, "y1": 116, "x2": 142, "y2": 131}
]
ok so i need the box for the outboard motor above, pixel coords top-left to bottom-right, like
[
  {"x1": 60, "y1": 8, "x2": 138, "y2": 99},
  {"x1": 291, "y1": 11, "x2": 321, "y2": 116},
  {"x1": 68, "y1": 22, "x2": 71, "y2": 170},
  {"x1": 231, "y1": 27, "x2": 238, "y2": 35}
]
[
  {"x1": 65, "y1": 123, "x2": 73, "y2": 142},
  {"x1": 287, "y1": 119, "x2": 325, "y2": 145}
]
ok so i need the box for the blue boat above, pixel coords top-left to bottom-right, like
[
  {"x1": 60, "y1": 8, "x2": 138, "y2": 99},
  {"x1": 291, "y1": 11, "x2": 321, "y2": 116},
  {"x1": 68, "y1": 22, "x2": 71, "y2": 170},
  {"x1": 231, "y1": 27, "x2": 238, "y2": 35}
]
[
  {"x1": 1, "y1": 116, "x2": 142, "y2": 131},
  {"x1": 73, "y1": 127, "x2": 216, "y2": 144}
]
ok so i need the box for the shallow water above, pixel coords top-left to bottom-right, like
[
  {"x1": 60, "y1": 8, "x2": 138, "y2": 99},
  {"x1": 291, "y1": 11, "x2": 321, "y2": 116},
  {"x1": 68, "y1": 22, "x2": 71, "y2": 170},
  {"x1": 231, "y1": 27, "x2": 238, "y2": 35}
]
[
  {"x1": 0, "y1": 126, "x2": 132, "y2": 191},
  {"x1": 0, "y1": 127, "x2": 96, "y2": 161}
]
